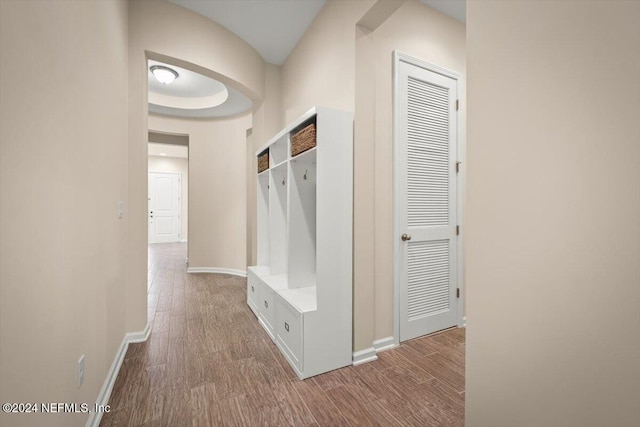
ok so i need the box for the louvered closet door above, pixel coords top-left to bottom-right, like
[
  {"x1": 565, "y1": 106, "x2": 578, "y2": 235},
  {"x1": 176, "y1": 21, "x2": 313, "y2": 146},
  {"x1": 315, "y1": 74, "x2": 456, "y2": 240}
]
[{"x1": 397, "y1": 59, "x2": 458, "y2": 341}]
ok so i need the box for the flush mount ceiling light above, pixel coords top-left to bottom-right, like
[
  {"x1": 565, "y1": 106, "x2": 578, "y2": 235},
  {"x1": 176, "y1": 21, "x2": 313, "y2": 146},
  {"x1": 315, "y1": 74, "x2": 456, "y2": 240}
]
[{"x1": 150, "y1": 65, "x2": 179, "y2": 85}]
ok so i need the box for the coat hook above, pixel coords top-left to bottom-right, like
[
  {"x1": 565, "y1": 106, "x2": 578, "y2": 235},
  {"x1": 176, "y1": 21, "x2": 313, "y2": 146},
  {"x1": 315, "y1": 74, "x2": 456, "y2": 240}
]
[{"x1": 303, "y1": 169, "x2": 308, "y2": 180}]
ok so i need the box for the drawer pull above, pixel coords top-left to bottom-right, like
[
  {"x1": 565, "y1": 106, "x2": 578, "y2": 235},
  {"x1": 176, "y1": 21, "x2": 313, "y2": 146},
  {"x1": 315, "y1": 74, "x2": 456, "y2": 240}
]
[
  {"x1": 264, "y1": 300, "x2": 268, "y2": 308},
  {"x1": 284, "y1": 322, "x2": 289, "y2": 332}
]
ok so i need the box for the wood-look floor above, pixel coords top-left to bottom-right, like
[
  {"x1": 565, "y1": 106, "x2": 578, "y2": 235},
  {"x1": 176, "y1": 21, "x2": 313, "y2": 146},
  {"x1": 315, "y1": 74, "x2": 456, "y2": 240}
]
[{"x1": 101, "y1": 243, "x2": 465, "y2": 427}]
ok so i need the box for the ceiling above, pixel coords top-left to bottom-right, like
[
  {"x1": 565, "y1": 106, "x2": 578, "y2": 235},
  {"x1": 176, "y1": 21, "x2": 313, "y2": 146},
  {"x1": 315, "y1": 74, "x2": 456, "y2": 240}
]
[
  {"x1": 147, "y1": 60, "x2": 252, "y2": 119},
  {"x1": 170, "y1": 1, "x2": 464, "y2": 66},
  {"x1": 170, "y1": 0, "x2": 327, "y2": 65},
  {"x1": 420, "y1": 0, "x2": 465, "y2": 23},
  {"x1": 154, "y1": 0, "x2": 464, "y2": 119},
  {"x1": 149, "y1": 61, "x2": 227, "y2": 98}
]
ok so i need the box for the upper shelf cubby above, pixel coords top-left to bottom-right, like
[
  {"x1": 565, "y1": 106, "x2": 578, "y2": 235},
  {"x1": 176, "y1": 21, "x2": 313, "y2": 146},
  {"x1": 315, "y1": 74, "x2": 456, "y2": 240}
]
[
  {"x1": 257, "y1": 108, "x2": 322, "y2": 173},
  {"x1": 290, "y1": 115, "x2": 316, "y2": 158},
  {"x1": 269, "y1": 133, "x2": 289, "y2": 167},
  {"x1": 290, "y1": 113, "x2": 316, "y2": 134}
]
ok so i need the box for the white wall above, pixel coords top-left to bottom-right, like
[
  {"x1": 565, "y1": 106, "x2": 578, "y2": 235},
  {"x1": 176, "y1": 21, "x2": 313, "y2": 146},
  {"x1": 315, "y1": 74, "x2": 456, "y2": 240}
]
[
  {"x1": 149, "y1": 113, "x2": 251, "y2": 273},
  {"x1": 127, "y1": 0, "x2": 268, "y2": 332},
  {"x1": 0, "y1": 1, "x2": 129, "y2": 426},
  {"x1": 148, "y1": 154, "x2": 189, "y2": 241},
  {"x1": 281, "y1": 0, "x2": 373, "y2": 123},
  {"x1": 465, "y1": 1, "x2": 640, "y2": 426},
  {"x1": 248, "y1": 63, "x2": 284, "y2": 266},
  {"x1": 370, "y1": 0, "x2": 466, "y2": 343},
  {"x1": 281, "y1": 0, "x2": 466, "y2": 351},
  {"x1": 1, "y1": 2, "x2": 263, "y2": 424}
]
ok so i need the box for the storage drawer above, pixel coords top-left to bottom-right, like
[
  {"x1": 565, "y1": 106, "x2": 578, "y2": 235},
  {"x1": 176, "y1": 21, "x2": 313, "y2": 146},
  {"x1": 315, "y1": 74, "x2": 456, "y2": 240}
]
[
  {"x1": 259, "y1": 283, "x2": 276, "y2": 340},
  {"x1": 246, "y1": 274, "x2": 259, "y2": 317},
  {"x1": 275, "y1": 295, "x2": 303, "y2": 373}
]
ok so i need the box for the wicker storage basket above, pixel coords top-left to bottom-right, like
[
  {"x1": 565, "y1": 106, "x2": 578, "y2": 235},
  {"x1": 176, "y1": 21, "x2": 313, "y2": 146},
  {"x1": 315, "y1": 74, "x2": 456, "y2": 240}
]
[
  {"x1": 257, "y1": 150, "x2": 269, "y2": 173},
  {"x1": 291, "y1": 123, "x2": 316, "y2": 157}
]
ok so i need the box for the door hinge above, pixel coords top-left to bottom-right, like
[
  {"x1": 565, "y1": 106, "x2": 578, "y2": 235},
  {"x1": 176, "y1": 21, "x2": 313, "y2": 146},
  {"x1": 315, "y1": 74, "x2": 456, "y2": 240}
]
[
  {"x1": 455, "y1": 99, "x2": 459, "y2": 111},
  {"x1": 456, "y1": 225, "x2": 460, "y2": 235},
  {"x1": 456, "y1": 161, "x2": 461, "y2": 173},
  {"x1": 456, "y1": 288, "x2": 460, "y2": 298}
]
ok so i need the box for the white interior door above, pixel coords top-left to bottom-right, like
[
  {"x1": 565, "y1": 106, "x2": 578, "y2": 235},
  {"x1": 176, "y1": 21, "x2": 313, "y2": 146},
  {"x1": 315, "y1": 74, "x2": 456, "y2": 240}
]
[
  {"x1": 397, "y1": 56, "x2": 459, "y2": 341},
  {"x1": 148, "y1": 171, "x2": 181, "y2": 244}
]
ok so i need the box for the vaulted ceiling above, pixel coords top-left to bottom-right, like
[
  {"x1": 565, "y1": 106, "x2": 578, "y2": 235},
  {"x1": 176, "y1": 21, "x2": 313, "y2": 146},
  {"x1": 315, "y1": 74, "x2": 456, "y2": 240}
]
[{"x1": 152, "y1": 0, "x2": 465, "y2": 118}]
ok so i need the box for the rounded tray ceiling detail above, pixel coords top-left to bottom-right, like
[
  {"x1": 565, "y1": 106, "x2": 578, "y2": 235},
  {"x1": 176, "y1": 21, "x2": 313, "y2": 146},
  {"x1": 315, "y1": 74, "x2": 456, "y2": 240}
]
[
  {"x1": 148, "y1": 90, "x2": 229, "y2": 110},
  {"x1": 148, "y1": 60, "x2": 252, "y2": 118}
]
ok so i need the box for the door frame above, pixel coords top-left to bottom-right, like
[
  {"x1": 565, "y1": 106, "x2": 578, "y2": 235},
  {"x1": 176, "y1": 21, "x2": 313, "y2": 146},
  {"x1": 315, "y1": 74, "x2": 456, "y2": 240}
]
[
  {"x1": 392, "y1": 51, "x2": 465, "y2": 346},
  {"x1": 148, "y1": 170, "x2": 182, "y2": 244}
]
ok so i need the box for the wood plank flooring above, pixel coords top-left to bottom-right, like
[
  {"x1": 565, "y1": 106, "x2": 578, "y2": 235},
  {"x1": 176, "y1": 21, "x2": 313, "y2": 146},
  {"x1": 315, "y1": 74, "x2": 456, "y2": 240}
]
[{"x1": 101, "y1": 243, "x2": 465, "y2": 426}]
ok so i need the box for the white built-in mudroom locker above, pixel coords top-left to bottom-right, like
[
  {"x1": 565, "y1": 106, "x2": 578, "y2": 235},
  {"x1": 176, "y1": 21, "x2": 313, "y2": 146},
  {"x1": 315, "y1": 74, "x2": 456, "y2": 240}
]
[{"x1": 247, "y1": 107, "x2": 353, "y2": 379}]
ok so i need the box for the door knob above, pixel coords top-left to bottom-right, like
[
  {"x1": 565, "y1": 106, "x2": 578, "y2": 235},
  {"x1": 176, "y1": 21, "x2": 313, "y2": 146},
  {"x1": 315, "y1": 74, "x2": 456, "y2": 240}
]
[{"x1": 401, "y1": 233, "x2": 411, "y2": 241}]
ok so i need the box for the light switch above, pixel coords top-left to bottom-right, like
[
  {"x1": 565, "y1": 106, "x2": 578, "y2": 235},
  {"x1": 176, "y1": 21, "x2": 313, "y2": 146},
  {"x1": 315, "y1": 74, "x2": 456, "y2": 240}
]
[{"x1": 117, "y1": 201, "x2": 124, "y2": 219}]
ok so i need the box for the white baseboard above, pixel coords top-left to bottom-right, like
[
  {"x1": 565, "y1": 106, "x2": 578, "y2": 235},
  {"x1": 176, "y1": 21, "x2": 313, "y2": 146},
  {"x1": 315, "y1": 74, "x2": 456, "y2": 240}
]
[
  {"x1": 127, "y1": 322, "x2": 152, "y2": 343},
  {"x1": 86, "y1": 323, "x2": 151, "y2": 427},
  {"x1": 187, "y1": 267, "x2": 247, "y2": 278},
  {"x1": 373, "y1": 336, "x2": 397, "y2": 353},
  {"x1": 354, "y1": 325, "x2": 468, "y2": 367},
  {"x1": 353, "y1": 336, "x2": 398, "y2": 367},
  {"x1": 352, "y1": 347, "x2": 378, "y2": 366}
]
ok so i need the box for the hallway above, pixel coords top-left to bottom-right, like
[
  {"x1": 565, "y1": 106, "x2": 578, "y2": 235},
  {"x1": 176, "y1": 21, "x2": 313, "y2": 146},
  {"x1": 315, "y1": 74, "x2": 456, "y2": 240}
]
[{"x1": 101, "y1": 243, "x2": 465, "y2": 426}]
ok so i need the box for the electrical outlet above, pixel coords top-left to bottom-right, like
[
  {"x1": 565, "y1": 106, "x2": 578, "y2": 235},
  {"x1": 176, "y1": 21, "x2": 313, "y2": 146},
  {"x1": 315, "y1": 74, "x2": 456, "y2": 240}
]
[
  {"x1": 77, "y1": 354, "x2": 85, "y2": 388},
  {"x1": 117, "y1": 201, "x2": 124, "y2": 219}
]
